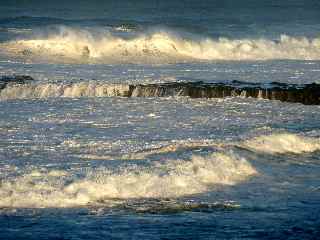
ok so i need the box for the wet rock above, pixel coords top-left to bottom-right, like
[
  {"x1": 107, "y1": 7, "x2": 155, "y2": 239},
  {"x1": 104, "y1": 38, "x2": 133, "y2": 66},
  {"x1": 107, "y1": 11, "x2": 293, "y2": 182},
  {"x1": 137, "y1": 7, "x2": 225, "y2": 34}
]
[
  {"x1": 0, "y1": 75, "x2": 34, "y2": 90},
  {"x1": 130, "y1": 81, "x2": 320, "y2": 105},
  {"x1": 1, "y1": 75, "x2": 319, "y2": 105}
]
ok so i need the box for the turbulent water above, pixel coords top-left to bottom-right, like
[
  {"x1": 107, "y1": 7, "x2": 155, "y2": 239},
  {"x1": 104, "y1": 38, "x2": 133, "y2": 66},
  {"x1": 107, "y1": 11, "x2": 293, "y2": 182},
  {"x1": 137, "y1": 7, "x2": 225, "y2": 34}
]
[
  {"x1": 1, "y1": 1, "x2": 320, "y2": 239},
  {"x1": 2, "y1": 27, "x2": 320, "y2": 64}
]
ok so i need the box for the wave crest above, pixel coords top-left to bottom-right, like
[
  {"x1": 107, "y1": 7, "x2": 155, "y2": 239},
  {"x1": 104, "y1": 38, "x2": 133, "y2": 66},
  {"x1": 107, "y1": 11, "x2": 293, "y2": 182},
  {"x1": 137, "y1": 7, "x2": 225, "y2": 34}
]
[
  {"x1": 243, "y1": 133, "x2": 320, "y2": 154},
  {"x1": 0, "y1": 151, "x2": 256, "y2": 208},
  {"x1": 1, "y1": 27, "x2": 320, "y2": 63}
]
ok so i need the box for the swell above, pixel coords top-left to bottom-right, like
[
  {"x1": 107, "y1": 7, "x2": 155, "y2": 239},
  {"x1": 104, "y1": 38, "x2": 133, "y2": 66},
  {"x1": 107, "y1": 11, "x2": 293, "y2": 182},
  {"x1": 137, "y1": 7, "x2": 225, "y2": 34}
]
[
  {"x1": 1, "y1": 76, "x2": 320, "y2": 105},
  {"x1": 0, "y1": 16, "x2": 142, "y2": 31},
  {"x1": 0, "y1": 16, "x2": 68, "y2": 26},
  {"x1": 1, "y1": 26, "x2": 320, "y2": 63}
]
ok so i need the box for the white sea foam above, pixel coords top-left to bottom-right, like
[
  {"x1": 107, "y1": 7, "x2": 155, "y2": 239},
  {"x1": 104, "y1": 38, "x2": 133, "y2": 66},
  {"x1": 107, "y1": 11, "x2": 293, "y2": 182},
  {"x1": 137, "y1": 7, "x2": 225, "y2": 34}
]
[
  {"x1": 242, "y1": 133, "x2": 320, "y2": 154},
  {"x1": 0, "y1": 151, "x2": 257, "y2": 208},
  {"x1": 0, "y1": 82, "x2": 131, "y2": 100},
  {"x1": 1, "y1": 27, "x2": 320, "y2": 63}
]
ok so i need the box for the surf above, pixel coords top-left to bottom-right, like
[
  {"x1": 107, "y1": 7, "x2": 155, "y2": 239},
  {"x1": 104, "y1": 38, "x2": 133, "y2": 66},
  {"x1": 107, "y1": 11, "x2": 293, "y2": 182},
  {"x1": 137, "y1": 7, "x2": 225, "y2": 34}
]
[
  {"x1": 0, "y1": 151, "x2": 257, "y2": 208},
  {"x1": 1, "y1": 75, "x2": 320, "y2": 105},
  {"x1": 1, "y1": 26, "x2": 320, "y2": 64}
]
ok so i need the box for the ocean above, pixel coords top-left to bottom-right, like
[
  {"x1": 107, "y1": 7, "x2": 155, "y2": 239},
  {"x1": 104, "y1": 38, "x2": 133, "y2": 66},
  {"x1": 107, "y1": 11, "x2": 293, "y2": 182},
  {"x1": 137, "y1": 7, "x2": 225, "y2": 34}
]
[{"x1": 0, "y1": 0, "x2": 320, "y2": 239}]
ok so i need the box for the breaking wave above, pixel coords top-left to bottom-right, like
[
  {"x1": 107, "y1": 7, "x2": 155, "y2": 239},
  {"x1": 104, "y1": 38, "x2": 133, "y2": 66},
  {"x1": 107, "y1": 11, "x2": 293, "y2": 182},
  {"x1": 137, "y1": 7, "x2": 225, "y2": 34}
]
[
  {"x1": 242, "y1": 133, "x2": 320, "y2": 154},
  {"x1": 0, "y1": 151, "x2": 257, "y2": 208},
  {"x1": 1, "y1": 26, "x2": 320, "y2": 63},
  {"x1": 0, "y1": 82, "x2": 132, "y2": 100},
  {"x1": 1, "y1": 132, "x2": 319, "y2": 208}
]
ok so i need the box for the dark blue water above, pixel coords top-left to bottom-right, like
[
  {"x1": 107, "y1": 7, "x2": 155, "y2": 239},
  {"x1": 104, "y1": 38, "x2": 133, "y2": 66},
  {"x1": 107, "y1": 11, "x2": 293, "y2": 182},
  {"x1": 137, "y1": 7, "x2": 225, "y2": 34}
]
[{"x1": 1, "y1": 0, "x2": 320, "y2": 38}]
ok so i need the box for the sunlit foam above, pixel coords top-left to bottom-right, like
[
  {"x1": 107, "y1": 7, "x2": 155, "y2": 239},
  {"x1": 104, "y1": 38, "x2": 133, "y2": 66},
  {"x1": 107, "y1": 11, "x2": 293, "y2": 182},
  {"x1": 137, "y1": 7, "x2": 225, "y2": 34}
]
[
  {"x1": 0, "y1": 151, "x2": 257, "y2": 208},
  {"x1": 0, "y1": 82, "x2": 131, "y2": 100},
  {"x1": 242, "y1": 133, "x2": 320, "y2": 154},
  {"x1": 1, "y1": 26, "x2": 320, "y2": 64}
]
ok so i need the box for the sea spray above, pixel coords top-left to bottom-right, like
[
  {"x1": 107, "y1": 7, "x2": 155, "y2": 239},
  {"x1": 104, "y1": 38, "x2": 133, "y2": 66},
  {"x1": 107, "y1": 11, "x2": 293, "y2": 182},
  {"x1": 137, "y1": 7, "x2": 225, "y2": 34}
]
[{"x1": 1, "y1": 26, "x2": 320, "y2": 63}]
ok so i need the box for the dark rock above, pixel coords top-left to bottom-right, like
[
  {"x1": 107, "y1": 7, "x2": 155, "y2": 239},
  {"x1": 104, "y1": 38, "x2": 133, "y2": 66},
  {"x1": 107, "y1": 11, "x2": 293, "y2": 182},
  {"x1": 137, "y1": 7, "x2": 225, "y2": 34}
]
[
  {"x1": 0, "y1": 75, "x2": 34, "y2": 90},
  {"x1": 129, "y1": 81, "x2": 320, "y2": 105},
  {"x1": 1, "y1": 75, "x2": 319, "y2": 105}
]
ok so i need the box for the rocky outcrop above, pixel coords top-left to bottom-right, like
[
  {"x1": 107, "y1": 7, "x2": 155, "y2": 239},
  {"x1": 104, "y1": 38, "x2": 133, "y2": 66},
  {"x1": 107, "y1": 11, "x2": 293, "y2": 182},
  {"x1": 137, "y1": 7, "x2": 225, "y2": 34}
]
[
  {"x1": 131, "y1": 81, "x2": 320, "y2": 105},
  {"x1": 1, "y1": 76, "x2": 319, "y2": 105},
  {"x1": 0, "y1": 75, "x2": 34, "y2": 90}
]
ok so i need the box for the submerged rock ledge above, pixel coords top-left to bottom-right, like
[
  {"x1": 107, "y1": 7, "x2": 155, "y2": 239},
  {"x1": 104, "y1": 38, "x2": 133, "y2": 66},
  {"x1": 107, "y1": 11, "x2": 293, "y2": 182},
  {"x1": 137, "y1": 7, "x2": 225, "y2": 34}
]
[{"x1": 1, "y1": 75, "x2": 320, "y2": 105}]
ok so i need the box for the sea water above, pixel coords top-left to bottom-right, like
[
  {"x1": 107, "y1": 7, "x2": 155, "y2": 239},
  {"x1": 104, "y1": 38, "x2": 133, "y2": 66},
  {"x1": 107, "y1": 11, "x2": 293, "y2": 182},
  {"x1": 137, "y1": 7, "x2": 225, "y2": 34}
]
[{"x1": 0, "y1": 1, "x2": 320, "y2": 239}]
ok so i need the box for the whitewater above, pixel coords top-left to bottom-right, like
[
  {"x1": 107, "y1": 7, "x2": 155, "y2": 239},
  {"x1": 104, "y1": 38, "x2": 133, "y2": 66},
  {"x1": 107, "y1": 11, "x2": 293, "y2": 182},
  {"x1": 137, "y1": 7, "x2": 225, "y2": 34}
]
[{"x1": 1, "y1": 27, "x2": 320, "y2": 64}]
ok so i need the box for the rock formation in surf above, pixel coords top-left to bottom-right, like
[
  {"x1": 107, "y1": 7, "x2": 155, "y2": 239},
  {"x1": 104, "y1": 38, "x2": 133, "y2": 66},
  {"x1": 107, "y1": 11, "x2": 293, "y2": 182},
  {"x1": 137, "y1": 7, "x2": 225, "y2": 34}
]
[
  {"x1": 131, "y1": 81, "x2": 320, "y2": 105},
  {"x1": 0, "y1": 75, "x2": 34, "y2": 90},
  {"x1": 1, "y1": 75, "x2": 319, "y2": 105}
]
